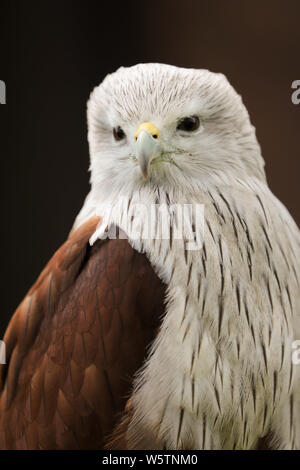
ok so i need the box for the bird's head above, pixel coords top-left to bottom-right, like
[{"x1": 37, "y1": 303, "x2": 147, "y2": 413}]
[{"x1": 87, "y1": 63, "x2": 265, "y2": 198}]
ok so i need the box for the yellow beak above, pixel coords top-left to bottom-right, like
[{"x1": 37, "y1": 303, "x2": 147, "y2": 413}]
[
  {"x1": 134, "y1": 122, "x2": 162, "y2": 180},
  {"x1": 134, "y1": 122, "x2": 159, "y2": 141}
]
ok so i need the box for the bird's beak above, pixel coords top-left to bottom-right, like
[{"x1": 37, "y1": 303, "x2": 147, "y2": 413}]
[{"x1": 134, "y1": 122, "x2": 162, "y2": 180}]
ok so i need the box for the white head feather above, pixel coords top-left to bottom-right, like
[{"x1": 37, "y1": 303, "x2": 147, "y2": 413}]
[{"x1": 87, "y1": 64, "x2": 264, "y2": 200}]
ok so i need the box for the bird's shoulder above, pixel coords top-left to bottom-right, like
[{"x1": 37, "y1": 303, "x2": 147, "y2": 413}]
[{"x1": 0, "y1": 216, "x2": 166, "y2": 449}]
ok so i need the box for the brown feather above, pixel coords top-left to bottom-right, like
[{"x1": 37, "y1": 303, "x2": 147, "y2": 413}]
[{"x1": 0, "y1": 217, "x2": 166, "y2": 449}]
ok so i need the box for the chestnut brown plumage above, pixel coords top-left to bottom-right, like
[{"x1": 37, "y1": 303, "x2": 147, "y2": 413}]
[{"x1": 0, "y1": 217, "x2": 166, "y2": 449}]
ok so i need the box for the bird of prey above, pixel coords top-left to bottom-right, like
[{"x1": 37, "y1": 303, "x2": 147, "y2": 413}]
[{"x1": 1, "y1": 64, "x2": 299, "y2": 450}]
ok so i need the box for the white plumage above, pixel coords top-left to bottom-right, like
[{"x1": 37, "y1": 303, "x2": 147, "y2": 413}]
[{"x1": 74, "y1": 64, "x2": 300, "y2": 449}]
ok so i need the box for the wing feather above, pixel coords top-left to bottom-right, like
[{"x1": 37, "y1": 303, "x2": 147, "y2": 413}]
[{"x1": 0, "y1": 217, "x2": 166, "y2": 449}]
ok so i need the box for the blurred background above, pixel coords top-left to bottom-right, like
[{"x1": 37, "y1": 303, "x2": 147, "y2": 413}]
[{"x1": 0, "y1": 0, "x2": 299, "y2": 336}]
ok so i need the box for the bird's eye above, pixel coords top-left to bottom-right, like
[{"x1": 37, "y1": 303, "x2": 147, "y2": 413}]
[
  {"x1": 177, "y1": 116, "x2": 200, "y2": 132},
  {"x1": 113, "y1": 126, "x2": 126, "y2": 141}
]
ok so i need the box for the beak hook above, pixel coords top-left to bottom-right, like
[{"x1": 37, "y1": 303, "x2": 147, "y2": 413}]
[{"x1": 135, "y1": 124, "x2": 162, "y2": 179}]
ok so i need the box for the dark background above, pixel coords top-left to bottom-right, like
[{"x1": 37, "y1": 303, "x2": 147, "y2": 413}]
[{"x1": 0, "y1": 0, "x2": 299, "y2": 337}]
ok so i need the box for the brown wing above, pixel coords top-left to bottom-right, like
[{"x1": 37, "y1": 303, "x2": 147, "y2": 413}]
[{"x1": 0, "y1": 217, "x2": 166, "y2": 449}]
